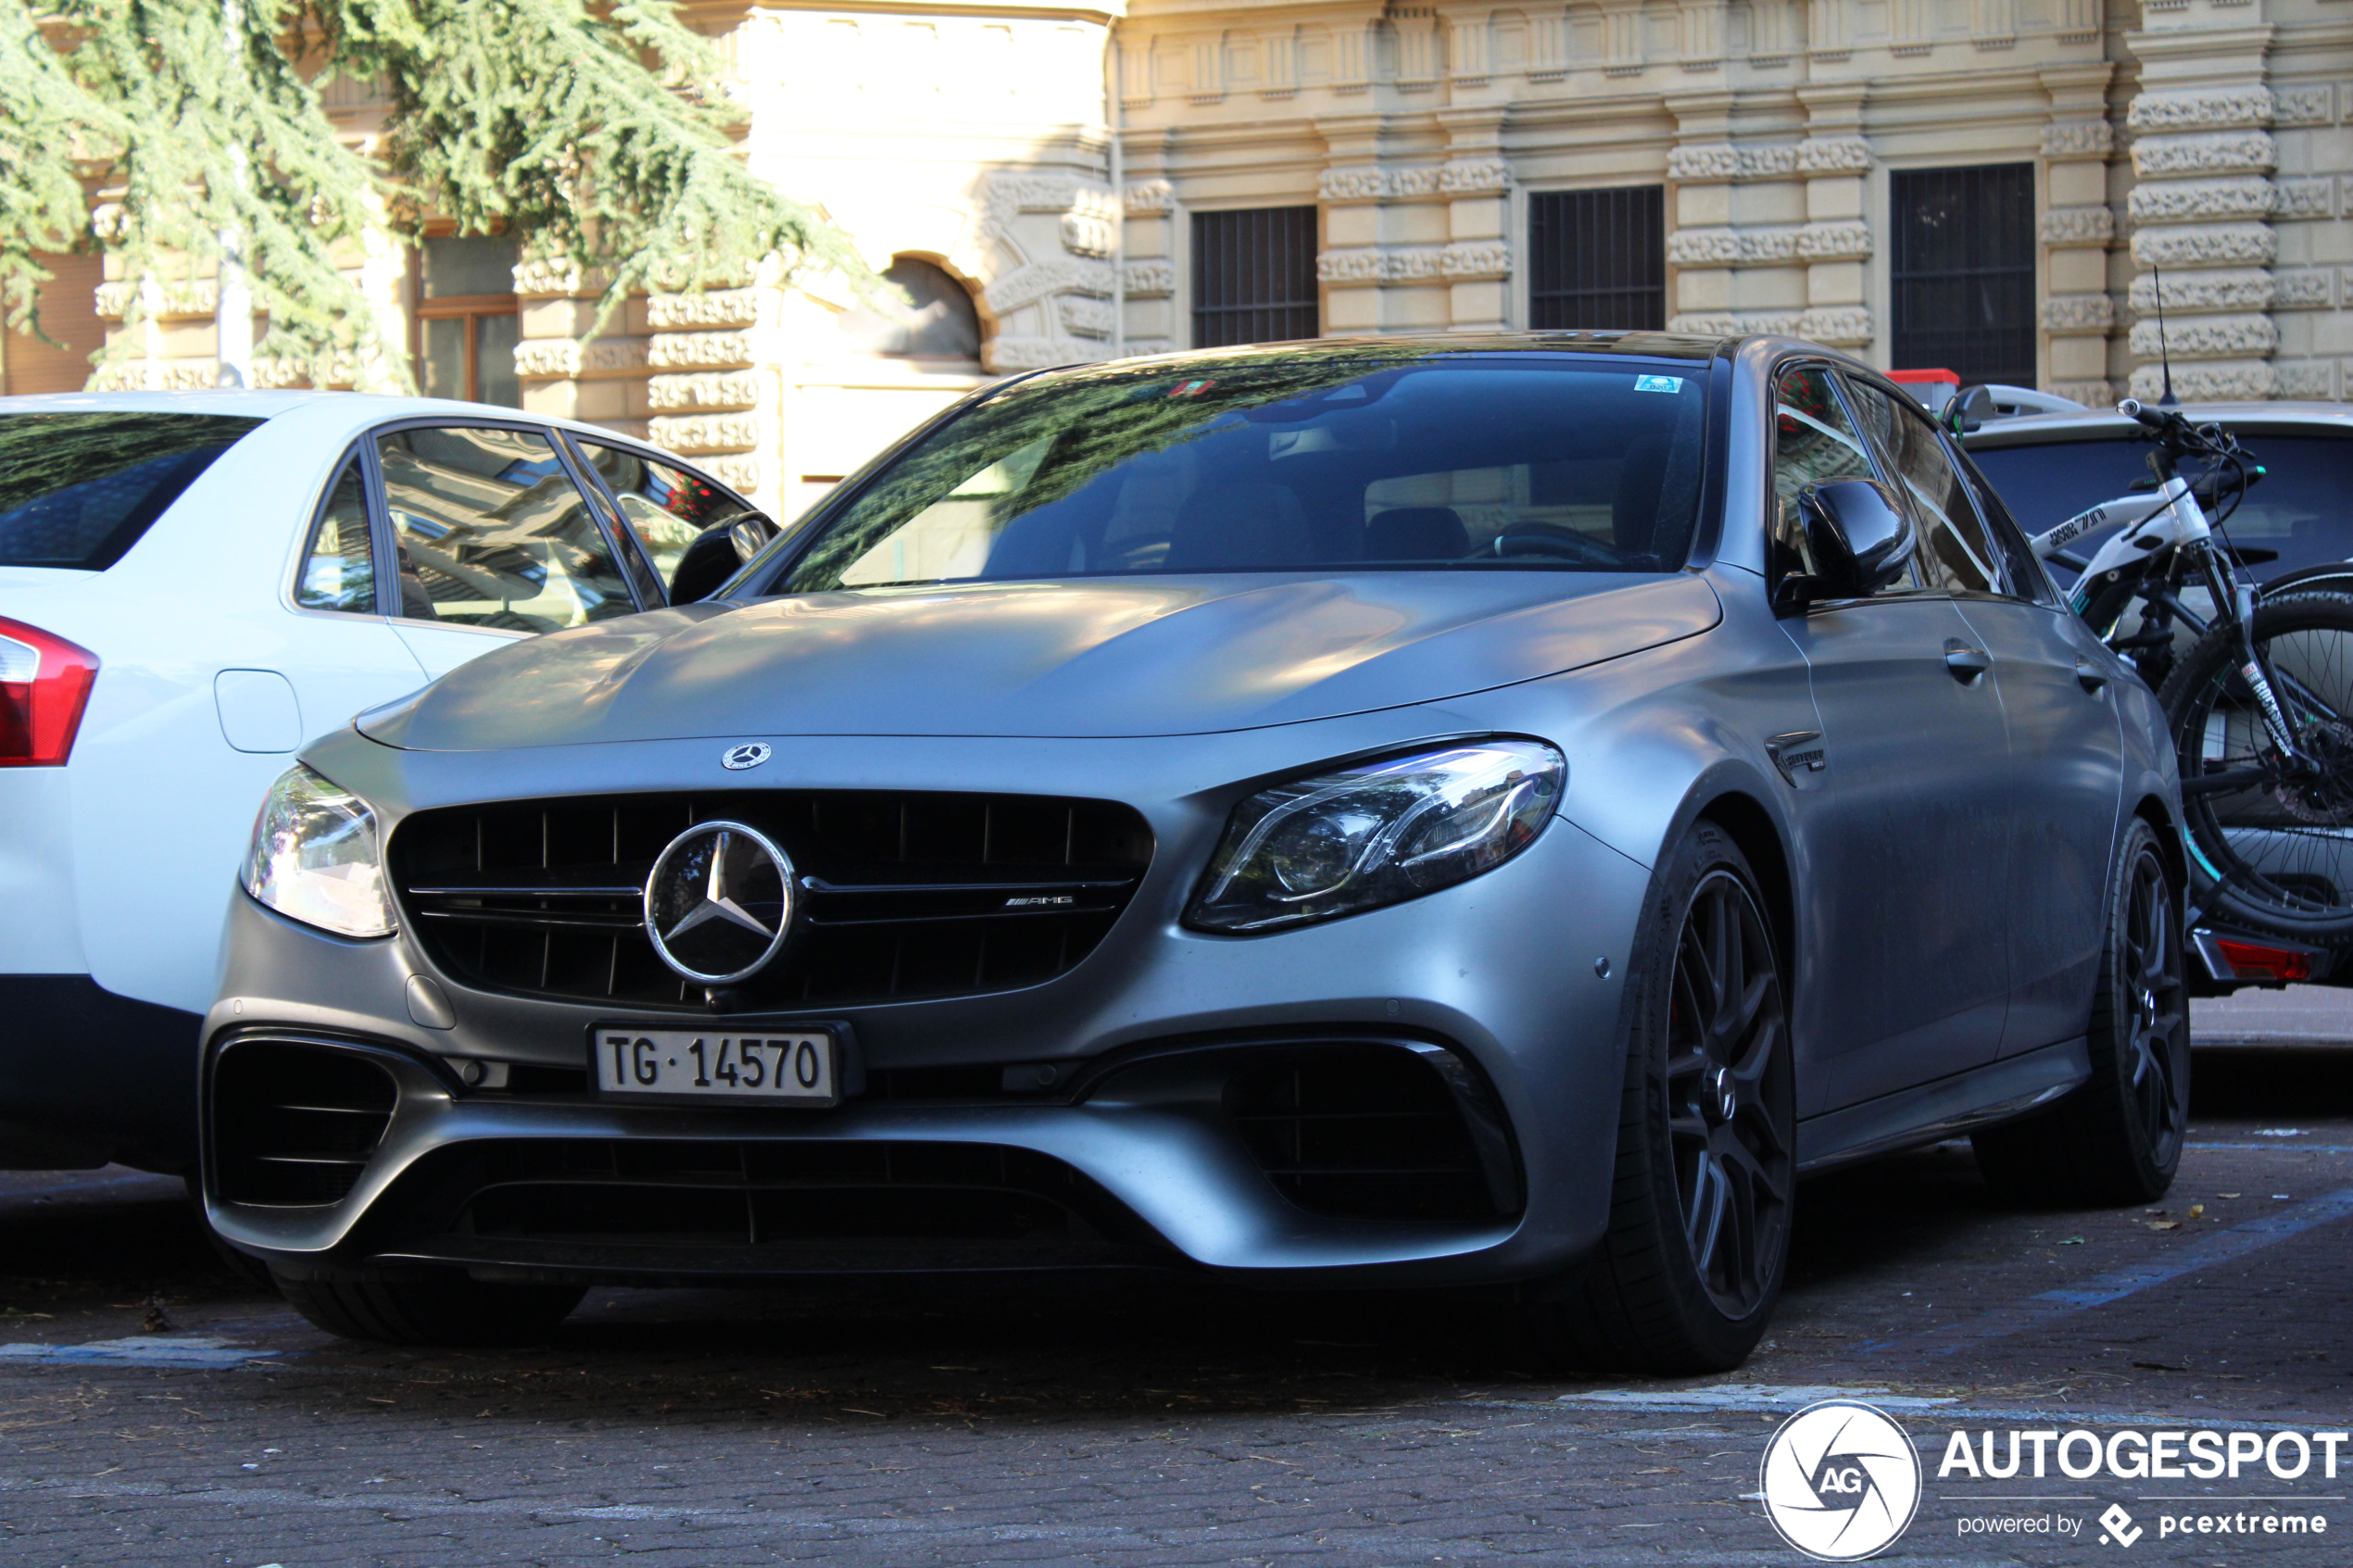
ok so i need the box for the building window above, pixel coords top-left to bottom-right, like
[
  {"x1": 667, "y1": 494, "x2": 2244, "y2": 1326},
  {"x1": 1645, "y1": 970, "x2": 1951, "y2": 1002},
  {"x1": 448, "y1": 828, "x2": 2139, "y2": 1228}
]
[
  {"x1": 1528, "y1": 187, "x2": 1666, "y2": 332},
  {"x1": 1889, "y1": 164, "x2": 2036, "y2": 386},
  {"x1": 415, "y1": 234, "x2": 521, "y2": 407},
  {"x1": 2, "y1": 253, "x2": 105, "y2": 396},
  {"x1": 836, "y1": 257, "x2": 982, "y2": 363},
  {"x1": 1192, "y1": 207, "x2": 1318, "y2": 348}
]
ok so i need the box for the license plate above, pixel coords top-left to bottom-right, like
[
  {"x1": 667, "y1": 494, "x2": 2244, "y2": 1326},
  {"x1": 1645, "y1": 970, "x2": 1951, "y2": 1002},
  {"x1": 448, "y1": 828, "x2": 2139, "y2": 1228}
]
[{"x1": 592, "y1": 1026, "x2": 839, "y2": 1106}]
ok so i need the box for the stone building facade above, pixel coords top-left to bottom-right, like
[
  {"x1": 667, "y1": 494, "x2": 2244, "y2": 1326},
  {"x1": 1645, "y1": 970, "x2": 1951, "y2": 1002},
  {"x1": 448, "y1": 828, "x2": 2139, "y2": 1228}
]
[{"x1": 5, "y1": 0, "x2": 2350, "y2": 508}]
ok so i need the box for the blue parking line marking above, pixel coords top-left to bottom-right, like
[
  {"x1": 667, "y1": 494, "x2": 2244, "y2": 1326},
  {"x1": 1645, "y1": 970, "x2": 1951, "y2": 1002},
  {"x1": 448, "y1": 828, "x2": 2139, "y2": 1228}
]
[{"x1": 1860, "y1": 1185, "x2": 2353, "y2": 1357}]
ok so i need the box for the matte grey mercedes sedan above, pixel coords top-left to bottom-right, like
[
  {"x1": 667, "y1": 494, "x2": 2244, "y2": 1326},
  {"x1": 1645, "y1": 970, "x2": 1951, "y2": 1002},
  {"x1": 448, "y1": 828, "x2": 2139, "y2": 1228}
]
[{"x1": 206, "y1": 333, "x2": 2186, "y2": 1372}]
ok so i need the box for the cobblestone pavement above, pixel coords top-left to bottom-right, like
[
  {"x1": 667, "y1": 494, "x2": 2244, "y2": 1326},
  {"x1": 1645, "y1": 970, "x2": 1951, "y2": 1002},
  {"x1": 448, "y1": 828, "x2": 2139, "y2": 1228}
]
[{"x1": 0, "y1": 1047, "x2": 2348, "y2": 1567}]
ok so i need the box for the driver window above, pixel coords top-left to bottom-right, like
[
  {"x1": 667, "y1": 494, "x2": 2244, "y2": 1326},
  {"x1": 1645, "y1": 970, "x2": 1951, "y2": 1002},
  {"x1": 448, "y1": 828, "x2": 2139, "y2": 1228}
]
[
  {"x1": 376, "y1": 425, "x2": 637, "y2": 633},
  {"x1": 1840, "y1": 377, "x2": 2007, "y2": 596},
  {"x1": 575, "y1": 440, "x2": 754, "y2": 592},
  {"x1": 1771, "y1": 366, "x2": 1919, "y2": 593}
]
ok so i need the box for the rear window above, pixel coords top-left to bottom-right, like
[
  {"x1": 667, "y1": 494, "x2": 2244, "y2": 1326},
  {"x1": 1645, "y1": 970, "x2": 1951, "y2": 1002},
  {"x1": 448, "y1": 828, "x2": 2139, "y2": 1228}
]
[
  {"x1": 1970, "y1": 431, "x2": 2353, "y2": 585},
  {"x1": 0, "y1": 412, "x2": 264, "y2": 571},
  {"x1": 776, "y1": 351, "x2": 1710, "y2": 593}
]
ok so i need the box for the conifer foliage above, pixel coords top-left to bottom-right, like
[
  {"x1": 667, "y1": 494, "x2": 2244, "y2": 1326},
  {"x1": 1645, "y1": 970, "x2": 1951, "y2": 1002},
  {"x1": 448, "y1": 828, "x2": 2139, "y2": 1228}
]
[{"x1": 0, "y1": 0, "x2": 866, "y2": 387}]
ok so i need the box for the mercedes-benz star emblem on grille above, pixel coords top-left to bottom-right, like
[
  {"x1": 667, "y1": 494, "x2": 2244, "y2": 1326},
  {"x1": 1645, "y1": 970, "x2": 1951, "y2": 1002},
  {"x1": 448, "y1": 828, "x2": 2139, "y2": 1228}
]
[
  {"x1": 643, "y1": 822, "x2": 795, "y2": 985},
  {"x1": 721, "y1": 742, "x2": 772, "y2": 771}
]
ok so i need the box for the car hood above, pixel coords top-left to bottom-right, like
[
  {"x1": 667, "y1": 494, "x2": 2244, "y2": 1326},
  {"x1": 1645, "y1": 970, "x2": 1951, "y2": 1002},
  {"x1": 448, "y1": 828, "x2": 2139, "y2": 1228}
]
[{"x1": 361, "y1": 572, "x2": 1722, "y2": 749}]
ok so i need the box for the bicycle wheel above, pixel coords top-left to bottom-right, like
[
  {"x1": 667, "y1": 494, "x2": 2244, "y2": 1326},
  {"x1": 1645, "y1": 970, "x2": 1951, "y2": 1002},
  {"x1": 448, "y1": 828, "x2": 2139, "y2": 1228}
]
[{"x1": 2158, "y1": 590, "x2": 2353, "y2": 940}]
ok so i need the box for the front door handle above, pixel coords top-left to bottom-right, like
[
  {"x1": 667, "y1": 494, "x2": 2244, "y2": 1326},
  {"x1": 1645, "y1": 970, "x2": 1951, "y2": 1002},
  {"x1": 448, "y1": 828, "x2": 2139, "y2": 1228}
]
[
  {"x1": 2075, "y1": 659, "x2": 2110, "y2": 694},
  {"x1": 1944, "y1": 640, "x2": 1992, "y2": 683}
]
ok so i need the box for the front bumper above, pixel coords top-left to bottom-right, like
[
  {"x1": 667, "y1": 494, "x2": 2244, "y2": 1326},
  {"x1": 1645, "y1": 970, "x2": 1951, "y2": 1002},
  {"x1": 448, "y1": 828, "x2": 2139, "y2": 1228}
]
[{"x1": 204, "y1": 721, "x2": 1655, "y2": 1287}]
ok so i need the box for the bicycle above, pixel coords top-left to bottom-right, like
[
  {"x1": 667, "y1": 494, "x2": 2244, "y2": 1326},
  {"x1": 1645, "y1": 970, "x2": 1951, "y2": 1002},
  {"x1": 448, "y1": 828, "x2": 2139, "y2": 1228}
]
[{"x1": 2021, "y1": 398, "x2": 2353, "y2": 946}]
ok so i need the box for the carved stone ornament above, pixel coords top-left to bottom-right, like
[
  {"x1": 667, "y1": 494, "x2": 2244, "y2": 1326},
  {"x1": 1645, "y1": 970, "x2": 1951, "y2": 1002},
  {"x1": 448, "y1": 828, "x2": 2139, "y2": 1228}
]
[
  {"x1": 2041, "y1": 294, "x2": 2116, "y2": 332},
  {"x1": 511, "y1": 257, "x2": 596, "y2": 298},
  {"x1": 2129, "y1": 360, "x2": 2277, "y2": 401},
  {"x1": 2129, "y1": 268, "x2": 2274, "y2": 313},
  {"x1": 701, "y1": 454, "x2": 761, "y2": 494},
  {"x1": 648, "y1": 370, "x2": 765, "y2": 412},
  {"x1": 645, "y1": 289, "x2": 768, "y2": 332},
  {"x1": 2272, "y1": 85, "x2": 2334, "y2": 127},
  {"x1": 2273, "y1": 270, "x2": 2334, "y2": 308},
  {"x1": 1315, "y1": 162, "x2": 1510, "y2": 204},
  {"x1": 645, "y1": 412, "x2": 766, "y2": 455},
  {"x1": 515, "y1": 336, "x2": 653, "y2": 380},
  {"x1": 1665, "y1": 220, "x2": 1872, "y2": 265},
  {"x1": 1667, "y1": 138, "x2": 1869, "y2": 182},
  {"x1": 2277, "y1": 361, "x2": 2335, "y2": 399},
  {"x1": 2274, "y1": 179, "x2": 2336, "y2": 221},
  {"x1": 2050, "y1": 379, "x2": 2117, "y2": 405},
  {"x1": 1061, "y1": 214, "x2": 1117, "y2": 259},
  {"x1": 1124, "y1": 179, "x2": 1176, "y2": 215},
  {"x1": 2129, "y1": 312, "x2": 2280, "y2": 358},
  {"x1": 2040, "y1": 119, "x2": 2115, "y2": 158},
  {"x1": 2126, "y1": 87, "x2": 2277, "y2": 134},
  {"x1": 2127, "y1": 178, "x2": 2278, "y2": 224},
  {"x1": 1123, "y1": 259, "x2": 1176, "y2": 298},
  {"x1": 1059, "y1": 295, "x2": 1115, "y2": 338},
  {"x1": 2129, "y1": 222, "x2": 2278, "y2": 269},
  {"x1": 1315, "y1": 242, "x2": 1514, "y2": 284},
  {"x1": 645, "y1": 331, "x2": 759, "y2": 371},
  {"x1": 93, "y1": 280, "x2": 214, "y2": 320},
  {"x1": 2131, "y1": 132, "x2": 2277, "y2": 180},
  {"x1": 988, "y1": 334, "x2": 1080, "y2": 371},
  {"x1": 983, "y1": 257, "x2": 1116, "y2": 315},
  {"x1": 2039, "y1": 206, "x2": 2116, "y2": 245},
  {"x1": 1667, "y1": 309, "x2": 1803, "y2": 335},
  {"x1": 1796, "y1": 305, "x2": 1873, "y2": 345}
]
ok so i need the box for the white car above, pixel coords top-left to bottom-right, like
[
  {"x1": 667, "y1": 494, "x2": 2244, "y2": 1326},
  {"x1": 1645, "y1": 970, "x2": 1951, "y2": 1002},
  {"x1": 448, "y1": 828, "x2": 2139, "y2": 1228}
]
[{"x1": 0, "y1": 391, "x2": 769, "y2": 1173}]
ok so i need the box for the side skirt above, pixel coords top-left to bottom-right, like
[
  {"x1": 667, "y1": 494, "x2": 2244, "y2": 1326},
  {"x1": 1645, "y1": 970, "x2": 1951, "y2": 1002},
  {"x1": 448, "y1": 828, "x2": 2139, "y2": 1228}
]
[{"x1": 1794, "y1": 1036, "x2": 2092, "y2": 1175}]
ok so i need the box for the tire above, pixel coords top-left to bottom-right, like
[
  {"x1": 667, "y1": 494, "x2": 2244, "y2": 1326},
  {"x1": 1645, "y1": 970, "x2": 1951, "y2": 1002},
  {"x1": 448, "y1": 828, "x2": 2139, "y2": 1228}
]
[
  {"x1": 2158, "y1": 590, "x2": 2353, "y2": 942},
  {"x1": 273, "y1": 1266, "x2": 584, "y2": 1347},
  {"x1": 1524, "y1": 822, "x2": 1796, "y2": 1374},
  {"x1": 1972, "y1": 817, "x2": 2189, "y2": 1207}
]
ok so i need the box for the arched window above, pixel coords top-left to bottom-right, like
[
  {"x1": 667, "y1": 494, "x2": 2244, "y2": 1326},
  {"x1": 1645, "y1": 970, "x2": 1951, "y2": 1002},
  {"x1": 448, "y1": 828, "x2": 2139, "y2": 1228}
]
[{"x1": 837, "y1": 257, "x2": 981, "y2": 360}]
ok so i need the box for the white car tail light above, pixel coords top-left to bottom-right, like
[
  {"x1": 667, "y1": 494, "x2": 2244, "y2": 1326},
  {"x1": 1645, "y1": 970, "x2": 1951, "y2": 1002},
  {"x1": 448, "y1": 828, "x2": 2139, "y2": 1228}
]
[{"x1": 0, "y1": 617, "x2": 99, "y2": 767}]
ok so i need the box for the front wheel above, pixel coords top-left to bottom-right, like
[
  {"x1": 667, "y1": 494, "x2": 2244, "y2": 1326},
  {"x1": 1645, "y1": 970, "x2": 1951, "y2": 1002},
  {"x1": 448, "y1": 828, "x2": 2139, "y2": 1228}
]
[
  {"x1": 1523, "y1": 822, "x2": 1795, "y2": 1374},
  {"x1": 1973, "y1": 817, "x2": 2188, "y2": 1205},
  {"x1": 274, "y1": 1266, "x2": 584, "y2": 1347},
  {"x1": 2158, "y1": 590, "x2": 2353, "y2": 941}
]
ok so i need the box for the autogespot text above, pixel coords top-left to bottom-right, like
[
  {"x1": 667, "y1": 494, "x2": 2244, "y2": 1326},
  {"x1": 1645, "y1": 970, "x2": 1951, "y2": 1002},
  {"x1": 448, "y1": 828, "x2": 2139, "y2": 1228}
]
[{"x1": 1938, "y1": 1427, "x2": 2350, "y2": 1481}]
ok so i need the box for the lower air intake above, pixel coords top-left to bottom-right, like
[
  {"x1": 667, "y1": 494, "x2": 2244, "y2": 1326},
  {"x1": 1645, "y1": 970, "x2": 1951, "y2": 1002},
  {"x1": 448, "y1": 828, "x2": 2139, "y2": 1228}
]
[
  {"x1": 1226, "y1": 1045, "x2": 1505, "y2": 1223},
  {"x1": 212, "y1": 1042, "x2": 397, "y2": 1206}
]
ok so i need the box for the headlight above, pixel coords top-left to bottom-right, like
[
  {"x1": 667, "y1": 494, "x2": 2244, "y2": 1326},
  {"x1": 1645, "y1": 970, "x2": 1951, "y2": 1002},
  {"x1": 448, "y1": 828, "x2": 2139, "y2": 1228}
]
[
  {"x1": 244, "y1": 764, "x2": 395, "y2": 938},
  {"x1": 1185, "y1": 739, "x2": 1564, "y2": 934}
]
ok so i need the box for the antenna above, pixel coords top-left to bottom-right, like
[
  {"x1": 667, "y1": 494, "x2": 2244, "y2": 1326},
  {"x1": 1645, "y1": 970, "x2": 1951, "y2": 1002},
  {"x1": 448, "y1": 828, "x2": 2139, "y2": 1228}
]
[{"x1": 2153, "y1": 264, "x2": 2179, "y2": 407}]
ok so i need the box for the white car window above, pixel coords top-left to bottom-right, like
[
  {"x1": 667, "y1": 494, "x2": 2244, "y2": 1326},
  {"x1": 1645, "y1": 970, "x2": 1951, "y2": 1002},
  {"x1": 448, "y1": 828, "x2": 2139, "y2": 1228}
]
[
  {"x1": 294, "y1": 455, "x2": 377, "y2": 614},
  {"x1": 376, "y1": 425, "x2": 636, "y2": 633},
  {"x1": 573, "y1": 440, "x2": 753, "y2": 591}
]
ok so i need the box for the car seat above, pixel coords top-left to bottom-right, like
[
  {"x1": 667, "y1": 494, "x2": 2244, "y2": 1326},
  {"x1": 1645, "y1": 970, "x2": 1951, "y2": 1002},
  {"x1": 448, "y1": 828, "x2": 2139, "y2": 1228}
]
[
  {"x1": 1364, "y1": 507, "x2": 1470, "y2": 561},
  {"x1": 1163, "y1": 483, "x2": 1313, "y2": 571}
]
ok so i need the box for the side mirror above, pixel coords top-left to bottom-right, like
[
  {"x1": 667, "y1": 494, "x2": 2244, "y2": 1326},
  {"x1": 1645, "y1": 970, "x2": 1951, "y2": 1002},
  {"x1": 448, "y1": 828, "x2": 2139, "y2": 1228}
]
[
  {"x1": 1944, "y1": 383, "x2": 1998, "y2": 435},
  {"x1": 1796, "y1": 479, "x2": 1916, "y2": 601},
  {"x1": 725, "y1": 512, "x2": 781, "y2": 564}
]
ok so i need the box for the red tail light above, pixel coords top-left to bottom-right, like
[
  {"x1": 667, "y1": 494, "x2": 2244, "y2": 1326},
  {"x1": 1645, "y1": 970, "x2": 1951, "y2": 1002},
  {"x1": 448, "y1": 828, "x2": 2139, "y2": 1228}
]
[
  {"x1": 2215, "y1": 937, "x2": 2313, "y2": 984},
  {"x1": 0, "y1": 618, "x2": 99, "y2": 767}
]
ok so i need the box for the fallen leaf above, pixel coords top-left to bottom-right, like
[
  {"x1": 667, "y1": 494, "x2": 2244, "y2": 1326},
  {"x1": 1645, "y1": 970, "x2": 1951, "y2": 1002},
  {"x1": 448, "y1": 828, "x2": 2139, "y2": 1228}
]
[
  {"x1": 2189, "y1": 1204, "x2": 2205, "y2": 1219},
  {"x1": 2218, "y1": 1193, "x2": 2241, "y2": 1199},
  {"x1": 2145, "y1": 1220, "x2": 2182, "y2": 1231},
  {"x1": 2058, "y1": 1237, "x2": 2085, "y2": 1245}
]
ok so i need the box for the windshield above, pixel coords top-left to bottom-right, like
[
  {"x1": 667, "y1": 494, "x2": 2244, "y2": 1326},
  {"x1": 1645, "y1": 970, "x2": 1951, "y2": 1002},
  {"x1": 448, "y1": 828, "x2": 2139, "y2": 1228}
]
[
  {"x1": 1970, "y1": 432, "x2": 2353, "y2": 586},
  {"x1": 0, "y1": 412, "x2": 264, "y2": 571},
  {"x1": 777, "y1": 352, "x2": 1709, "y2": 593}
]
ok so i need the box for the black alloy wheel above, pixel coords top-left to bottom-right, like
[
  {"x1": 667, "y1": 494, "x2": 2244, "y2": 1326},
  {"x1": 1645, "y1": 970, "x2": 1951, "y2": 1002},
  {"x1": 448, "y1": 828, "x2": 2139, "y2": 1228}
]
[
  {"x1": 2118, "y1": 846, "x2": 2189, "y2": 1171},
  {"x1": 1526, "y1": 822, "x2": 1795, "y2": 1374},
  {"x1": 1974, "y1": 818, "x2": 2188, "y2": 1207},
  {"x1": 1666, "y1": 868, "x2": 1794, "y2": 1320}
]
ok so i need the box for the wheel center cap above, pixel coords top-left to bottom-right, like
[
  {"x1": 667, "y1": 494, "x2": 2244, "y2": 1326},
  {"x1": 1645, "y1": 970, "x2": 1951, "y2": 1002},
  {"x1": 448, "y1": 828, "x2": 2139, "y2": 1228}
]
[{"x1": 1707, "y1": 1065, "x2": 1736, "y2": 1123}]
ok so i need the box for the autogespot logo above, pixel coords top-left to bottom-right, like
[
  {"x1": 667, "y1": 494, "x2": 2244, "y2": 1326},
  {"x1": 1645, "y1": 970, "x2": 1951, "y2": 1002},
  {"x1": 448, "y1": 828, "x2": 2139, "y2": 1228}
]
[{"x1": 1760, "y1": 1399, "x2": 1924, "y2": 1562}]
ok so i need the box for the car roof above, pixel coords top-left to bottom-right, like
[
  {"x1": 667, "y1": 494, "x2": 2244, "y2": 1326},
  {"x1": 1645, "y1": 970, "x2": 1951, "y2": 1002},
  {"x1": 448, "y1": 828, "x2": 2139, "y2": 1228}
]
[
  {"x1": 0, "y1": 387, "x2": 686, "y2": 458},
  {"x1": 1969, "y1": 401, "x2": 2353, "y2": 447},
  {"x1": 1037, "y1": 332, "x2": 1744, "y2": 375}
]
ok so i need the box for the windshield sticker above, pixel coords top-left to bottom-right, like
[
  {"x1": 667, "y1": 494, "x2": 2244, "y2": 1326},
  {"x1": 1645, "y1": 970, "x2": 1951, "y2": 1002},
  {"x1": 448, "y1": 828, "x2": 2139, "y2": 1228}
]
[{"x1": 1634, "y1": 374, "x2": 1683, "y2": 394}]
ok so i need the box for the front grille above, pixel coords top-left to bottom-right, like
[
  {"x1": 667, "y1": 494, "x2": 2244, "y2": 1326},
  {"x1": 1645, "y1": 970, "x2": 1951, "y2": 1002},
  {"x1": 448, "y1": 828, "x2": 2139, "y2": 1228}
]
[
  {"x1": 392, "y1": 791, "x2": 1152, "y2": 1010},
  {"x1": 1227, "y1": 1046, "x2": 1501, "y2": 1222},
  {"x1": 396, "y1": 1138, "x2": 1164, "y2": 1257},
  {"x1": 212, "y1": 1042, "x2": 397, "y2": 1206}
]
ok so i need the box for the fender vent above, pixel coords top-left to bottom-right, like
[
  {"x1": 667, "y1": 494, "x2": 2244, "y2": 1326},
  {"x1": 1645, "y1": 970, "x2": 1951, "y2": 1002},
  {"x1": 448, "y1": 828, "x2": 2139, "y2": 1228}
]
[{"x1": 212, "y1": 1043, "x2": 397, "y2": 1206}]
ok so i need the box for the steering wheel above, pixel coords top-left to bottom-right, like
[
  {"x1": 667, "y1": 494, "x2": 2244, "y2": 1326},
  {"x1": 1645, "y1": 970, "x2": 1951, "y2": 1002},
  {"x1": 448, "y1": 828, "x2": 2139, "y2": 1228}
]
[{"x1": 1492, "y1": 525, "x2": 1623, "y2": 566}]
